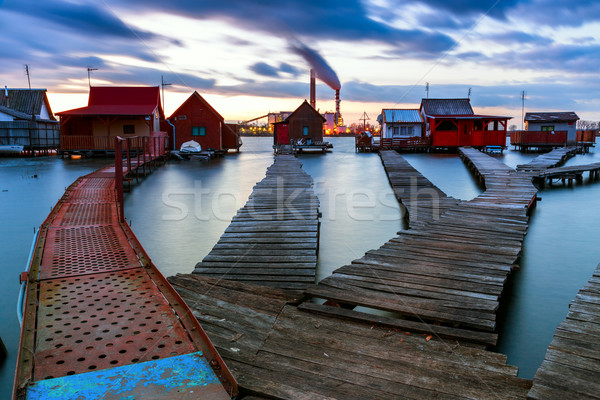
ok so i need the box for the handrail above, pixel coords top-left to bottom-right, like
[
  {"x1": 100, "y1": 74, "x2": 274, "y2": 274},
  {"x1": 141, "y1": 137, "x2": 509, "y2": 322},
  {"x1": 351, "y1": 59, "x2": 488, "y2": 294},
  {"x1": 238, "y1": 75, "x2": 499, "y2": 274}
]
[{"x1": 17, "y1": 229, "x2": 39, "y2": 327}]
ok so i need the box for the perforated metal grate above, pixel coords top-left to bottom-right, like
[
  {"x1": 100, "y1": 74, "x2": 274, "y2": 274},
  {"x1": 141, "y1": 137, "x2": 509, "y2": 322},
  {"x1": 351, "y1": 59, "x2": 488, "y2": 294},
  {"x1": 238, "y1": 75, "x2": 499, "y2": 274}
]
[
  {"x1": 40, "y1": 225, "x2": 141, "y2": 280},
  {"x1": 66, "y1": 188, "x2": 115, "y2": 203},
  {"x1": 77, "y1": 178, "x2": 114, "y2": 189},
  {"x1": 56, "y1": 203, "x2": 116, "y2": 226},
  {"x1": 33, "y1": 270, "x2": 197, "y2": 381}
]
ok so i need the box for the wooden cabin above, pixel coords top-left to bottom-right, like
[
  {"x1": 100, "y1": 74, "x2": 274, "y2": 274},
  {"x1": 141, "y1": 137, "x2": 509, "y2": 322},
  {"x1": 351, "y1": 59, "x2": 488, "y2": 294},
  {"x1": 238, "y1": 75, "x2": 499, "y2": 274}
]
[
  {"x1": 525, "y1": 112, "x2": 579, "y2": 145},
  {"x1": 380, "y1": 109, "x2": 424, "y2": 139},
  {"x1": 164, "y1": 91, "x2": 241, "y2": 151},
  {"x1": 57, "y1": 86, "x2": 165, "y2": 154},
  {"x1": 273, "y1": 100, "x2": 326, "y2": 146},
  {"x1": 0, "y1": 88, "x2": 59, "y2": 153},
  {"x1": 420, "y1": 98, "x2": 509, "y2": 149}
]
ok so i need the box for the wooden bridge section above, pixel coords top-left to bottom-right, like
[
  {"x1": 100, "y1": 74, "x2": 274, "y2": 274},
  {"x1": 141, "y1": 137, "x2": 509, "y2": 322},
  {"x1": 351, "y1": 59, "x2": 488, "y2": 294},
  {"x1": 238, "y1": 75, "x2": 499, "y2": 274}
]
[
  {"x1": 528, "y1": 263, "x2": 600, "y2": 399},
  {"x1": 169, "y1": 274, "x2": 532, "y2": 399},
  {"x1": 516, "y1": 146, "x2": 578, "y2": 172},
  {"x1": 193, "y1": 154, "x2": 320, "y2": 290},
  {"x1": 302, "y1": 148, "x2": 535, "y2": 347},
  {"x1": 14, "y1": 139, "x2": 237, "y2": 400}
]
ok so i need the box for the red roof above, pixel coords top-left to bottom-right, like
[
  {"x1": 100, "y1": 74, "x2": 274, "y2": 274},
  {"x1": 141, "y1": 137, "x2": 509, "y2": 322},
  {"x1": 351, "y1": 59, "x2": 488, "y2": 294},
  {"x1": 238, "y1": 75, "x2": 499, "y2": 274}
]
[{"x1": 58, "y1": 86, "x2": 162, "y2": 116}]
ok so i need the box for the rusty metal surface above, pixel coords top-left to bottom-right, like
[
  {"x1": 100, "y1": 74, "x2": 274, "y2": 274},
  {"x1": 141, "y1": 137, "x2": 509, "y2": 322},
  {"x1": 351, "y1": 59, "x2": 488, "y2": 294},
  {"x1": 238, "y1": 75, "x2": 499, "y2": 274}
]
[
  {"x1": 55, "y1": 203, "x2": 117, "y2": 226},
  {"x1": 33, "y1": 269, "x2": 197, "y2": 381},
  {"x1": 65, "y1": 188, "x2": 115, "y2": 203},
  {"x1": 76, "y1": 177, "x2": 114, "y2": 189},
  {"x1": 39, "y1": 225, "x2": 141, "y2": 280}
]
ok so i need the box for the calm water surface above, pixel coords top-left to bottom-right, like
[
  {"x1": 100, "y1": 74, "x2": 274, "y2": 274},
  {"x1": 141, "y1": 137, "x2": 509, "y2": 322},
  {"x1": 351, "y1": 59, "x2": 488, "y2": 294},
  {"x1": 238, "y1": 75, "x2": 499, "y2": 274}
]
[{"x1": 1, "y1": 138, "x2": 599, "y2": 397}]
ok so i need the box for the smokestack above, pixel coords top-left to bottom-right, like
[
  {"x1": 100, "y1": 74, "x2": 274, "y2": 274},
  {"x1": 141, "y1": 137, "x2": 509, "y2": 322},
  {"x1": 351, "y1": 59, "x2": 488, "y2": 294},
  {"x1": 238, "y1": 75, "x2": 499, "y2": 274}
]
[
  {"x1": 335, "y1": 89, "x2": 341, "y2": 126},
  {"x1": 310, "y1": 69, "x2": 316, "y2": 108}
]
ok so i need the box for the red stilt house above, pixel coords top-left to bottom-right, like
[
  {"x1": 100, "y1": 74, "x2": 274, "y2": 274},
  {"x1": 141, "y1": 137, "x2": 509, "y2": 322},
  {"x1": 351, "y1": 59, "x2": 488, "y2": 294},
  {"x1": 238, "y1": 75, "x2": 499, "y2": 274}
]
[
  {"x1": 273, "y1": 100, "x2": 325, "y2": 146},
  {"x1": 420, "y1": 98, "x2": 510, "y2": 149},
  {"x1": 164, "y1": 91, "x2": 241, "y2": 152},
  {"x1": 57, "y1": 86, "x2": 165, "y2": 154}
]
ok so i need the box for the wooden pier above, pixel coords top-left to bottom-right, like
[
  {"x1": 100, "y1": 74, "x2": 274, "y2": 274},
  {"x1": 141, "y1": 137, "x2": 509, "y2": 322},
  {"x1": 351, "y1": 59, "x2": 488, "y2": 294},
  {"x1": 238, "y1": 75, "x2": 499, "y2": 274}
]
[
  {"x1": 516, "y1": 146, "x2": 578, "y2": 172},
  {"x1": 300, "y1": 149, "x2": 534, "y2": 347},
  {"x1": 169, "y1": 274, "x2": 532, "y2": 399},
  {"x1": 380, "y1": 150, "x2": 460, "y2": 227},
  {"x1": 536, "y1": 161, "x2": 600, "y2": 187},
  {"x1": 193, "y1": 154, "x2": 320, "y2": 290},
  {"x1": 528, "y1": 263, "x2": 600, "y2": 399},
  {"x1": 14, "y1": 137, "x2": 237, "y2": 399}
]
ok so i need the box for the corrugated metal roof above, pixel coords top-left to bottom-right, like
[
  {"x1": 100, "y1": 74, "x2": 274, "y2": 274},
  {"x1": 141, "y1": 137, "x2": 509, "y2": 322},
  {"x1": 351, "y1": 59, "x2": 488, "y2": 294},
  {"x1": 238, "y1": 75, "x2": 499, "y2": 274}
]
[
  {"x1": 0, "y1": 89, "x2": 51, "y2": 119},
  {"x1": 525, "y1": 112, "x2": 579, "y2": 122},
  {"x1": 382, "y1": 109, "x2": 423, "y2": 123},
  {"x1": 421, "y1": 98, "x2": 474, "y2": 116},
  {"x1": 58, "y1": 86, "x2": 161, "y2": 117}
]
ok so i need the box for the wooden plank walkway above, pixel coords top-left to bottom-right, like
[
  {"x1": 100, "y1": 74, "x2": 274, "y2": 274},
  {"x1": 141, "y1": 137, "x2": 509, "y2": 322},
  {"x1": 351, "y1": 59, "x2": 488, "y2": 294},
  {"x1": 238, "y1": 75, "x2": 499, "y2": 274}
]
[
  {"x1": 528, "y1": 263, "x2": 600, "y2": 399},
  {"x1": 302, "y1": 149, "x2": 534, "y2": 346},
  {"x1": 169, "y1": 275, "x2": 532, "y2": 400},
  {"x1": 536, "y1": 161, "x2": 600, "y2": 187},
  {"x1": 380, "y1": 150, "x2": 461, "y2": 227},
  {"x1": 516, "y1": 146, "x2": 578, "y2": 172},
  {"x1": 193, "y1": 154, "x2": 320, "y2": 290},
  {"x1": 14, "y1": 155, "x2": 237, "y2": 399}
]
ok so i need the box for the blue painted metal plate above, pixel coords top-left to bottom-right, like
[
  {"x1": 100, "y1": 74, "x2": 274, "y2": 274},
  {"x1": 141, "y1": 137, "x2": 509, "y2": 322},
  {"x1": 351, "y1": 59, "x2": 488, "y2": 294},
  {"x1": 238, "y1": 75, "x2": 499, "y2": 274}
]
[{"x1": 26, "y1": 351, "x2": 232, "y2": 399}]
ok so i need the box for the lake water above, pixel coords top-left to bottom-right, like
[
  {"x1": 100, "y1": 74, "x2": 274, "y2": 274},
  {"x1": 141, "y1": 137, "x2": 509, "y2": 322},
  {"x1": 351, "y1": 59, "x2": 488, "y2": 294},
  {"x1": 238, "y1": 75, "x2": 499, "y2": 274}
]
[{"x1": 1, "y1": 137, "x2": 599, "y2": 397}]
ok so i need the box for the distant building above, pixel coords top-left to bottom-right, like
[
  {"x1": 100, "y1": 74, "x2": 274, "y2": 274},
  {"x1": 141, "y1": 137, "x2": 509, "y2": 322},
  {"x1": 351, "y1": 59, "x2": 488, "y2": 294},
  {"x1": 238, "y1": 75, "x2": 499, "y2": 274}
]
[
  {"x1": 273, "y1": 100, "x2": 326, "y2": 146},
  {"x1": 164, "y1": 91, "x2": 241, "y2": 151},
  {"x1": 57, "y1": 86, "x2": 165, "y2": 154},
  {"x1": 420, "y1": 98, "x2": 509, "y2": 148},
  {"x1": 379, "y1": 109, "x2": 424, "y2": 139},
  {"x1": 525, "y1": 112, "x2": 579, "y2": 144},
  {"x1": 0, "y1": 88, "x2": 59, "y2": 152}
]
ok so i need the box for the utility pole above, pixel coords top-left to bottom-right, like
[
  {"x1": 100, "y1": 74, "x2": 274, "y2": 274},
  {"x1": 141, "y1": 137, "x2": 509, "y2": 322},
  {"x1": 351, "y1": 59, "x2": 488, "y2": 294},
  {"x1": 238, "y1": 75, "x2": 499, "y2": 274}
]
[
  {"x1": 360, "y1": 111, "x2": 370, "y2": 132},
  {"x1": 24, "y1": 64, "x2": 34, "y2": 155},
  {"x1": 161, "y1": 75, "x2": 171, "y2": 113},
  {"x1": 521, "y1": 90, "x2": 526, "y2": 131},
  {"x1": 87, "y1": 67, "x2": 98, "y2": 87},
  {"x1": 468, "y1": 87, "x2": 472, "y2": 99},
  {"x1": 425, "y1": 82, "x2": 430, "y2": 99}
]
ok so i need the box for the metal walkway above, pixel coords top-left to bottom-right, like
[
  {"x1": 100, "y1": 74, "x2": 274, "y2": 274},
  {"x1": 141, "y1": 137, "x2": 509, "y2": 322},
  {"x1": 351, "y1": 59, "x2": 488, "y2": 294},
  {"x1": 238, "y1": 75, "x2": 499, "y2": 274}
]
[{"x1": 14, "y1": 141, "x2": 237, "y2": 399}]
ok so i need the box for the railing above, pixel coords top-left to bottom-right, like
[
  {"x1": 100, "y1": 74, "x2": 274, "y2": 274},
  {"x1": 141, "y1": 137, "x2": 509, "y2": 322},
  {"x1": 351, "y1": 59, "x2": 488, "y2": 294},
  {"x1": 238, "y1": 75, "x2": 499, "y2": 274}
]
[
  {"x1": 511, "y1": 131, "x2": 568, "y2": 145},
  {"x1": 381, "y1": 136, "x2": 431, "y2": 149},
  {"x1": 114, "y1": 134, "x2": 168, "y2": 222},
  {"x1": 577, "y1": 130, "x2": 597, "y2": 143}
]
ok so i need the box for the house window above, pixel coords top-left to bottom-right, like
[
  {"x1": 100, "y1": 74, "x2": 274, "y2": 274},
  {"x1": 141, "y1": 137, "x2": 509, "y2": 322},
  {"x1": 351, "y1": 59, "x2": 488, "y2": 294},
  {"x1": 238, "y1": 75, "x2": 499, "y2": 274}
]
[
  {"x1": 123, "y1": 124, "x2": 135, "y2": 134},
  {"x1": 407, "y1": 126, "x2": 414, "y2": 136},
  {"x1": 192, "y1": 126, "x2": 206, "y2": 136},
  {"x1": 541, "y1": 125, "x2": 554, "y2": 131},
  {"x1": 437, "y1": 120, "x2": 457, "y2": 131},
  {"x1": 178, "y1": 115, "x2": 187, "y2": 120},
  {"x1": 401, "y1": 126, "x2": 407, "y2": 136},
  {"x1": 393, "y1": 127, "x2": 399, "y2": 137},
  {"x1": 303, "y1": 126, "x2": 309, "y2": 136}
]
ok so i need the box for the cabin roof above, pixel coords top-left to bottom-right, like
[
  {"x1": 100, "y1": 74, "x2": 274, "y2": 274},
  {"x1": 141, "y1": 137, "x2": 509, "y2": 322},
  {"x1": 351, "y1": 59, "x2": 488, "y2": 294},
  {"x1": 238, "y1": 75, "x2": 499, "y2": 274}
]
[
  {"x1": 421, "y1": 98, "x2": 474, "y2": 116},
  {"x1": 168, "y1": 91, "x2": 224, "y2": 122},
  {"x1": 525, "y1": 112, "x2": 579, "y2": 122},
  {"x1": 382, "y1": 109, "x2": 423, "y2": 124},
  {"x1": 57, "y1": 86, "x2": 162, "y2": 117},
  {"x1": 283, "y1": 100, "x2": 326, "y2": 123},
  {"x1": 0, "y1": 88, "x2": 56, "y2": 121}
]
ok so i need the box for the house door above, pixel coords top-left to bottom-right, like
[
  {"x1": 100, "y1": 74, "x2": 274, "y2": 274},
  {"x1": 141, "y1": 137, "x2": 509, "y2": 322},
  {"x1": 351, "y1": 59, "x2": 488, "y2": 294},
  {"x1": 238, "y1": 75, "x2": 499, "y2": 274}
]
[
  {"x1": 276, "y1": 124, "x2": 289, "y2": 145},
  {"x1": 459, "y1": 121, "x2": 473, "y2": 146}
]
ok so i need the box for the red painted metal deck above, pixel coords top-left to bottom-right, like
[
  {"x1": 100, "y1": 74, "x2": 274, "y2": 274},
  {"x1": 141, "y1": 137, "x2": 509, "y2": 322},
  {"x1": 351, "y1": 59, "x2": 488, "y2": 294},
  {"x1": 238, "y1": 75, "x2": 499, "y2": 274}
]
[{"x1": 14, "y1": 137, "x2": 237, "y2": 399}]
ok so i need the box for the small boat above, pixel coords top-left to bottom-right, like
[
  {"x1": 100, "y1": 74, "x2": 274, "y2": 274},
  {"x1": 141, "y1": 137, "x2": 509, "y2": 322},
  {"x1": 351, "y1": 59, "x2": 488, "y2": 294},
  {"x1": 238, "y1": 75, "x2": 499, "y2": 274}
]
[
  {"x1": 0, "y1": 145, "x2": 23, "y2": 155},
  {"x1": 180, "y1": 140, "x2": 202, "y2": 153}
]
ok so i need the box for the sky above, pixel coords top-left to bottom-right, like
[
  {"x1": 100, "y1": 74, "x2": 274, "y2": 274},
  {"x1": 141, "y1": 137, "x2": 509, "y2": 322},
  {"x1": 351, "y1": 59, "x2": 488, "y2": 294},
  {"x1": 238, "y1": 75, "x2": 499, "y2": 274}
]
[{"x1": 1, "y1": 0, "x2": 599, "y2": 126}]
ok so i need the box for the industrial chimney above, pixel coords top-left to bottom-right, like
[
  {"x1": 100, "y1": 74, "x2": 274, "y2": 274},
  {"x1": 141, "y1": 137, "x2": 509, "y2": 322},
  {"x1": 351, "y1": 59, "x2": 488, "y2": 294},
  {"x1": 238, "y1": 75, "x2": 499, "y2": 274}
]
[
  {"x1": 310, "y1": 69, "x2": 316, "y2": 108},
  {"x1": 335, "y1": 89, "x2": 341, "y2": 127}
]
